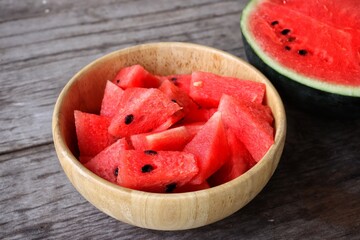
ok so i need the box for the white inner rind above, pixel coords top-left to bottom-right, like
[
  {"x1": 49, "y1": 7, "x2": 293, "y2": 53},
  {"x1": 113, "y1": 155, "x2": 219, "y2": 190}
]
[{"x1": 240, "y1": 0, "x2": 360, "y2": 97}]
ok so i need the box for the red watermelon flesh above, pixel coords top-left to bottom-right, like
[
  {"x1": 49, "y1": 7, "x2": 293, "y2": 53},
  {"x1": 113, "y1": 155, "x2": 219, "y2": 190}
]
[
  {"x1": 130, "y1": 123, "x2": 203, "y2": 151},
  {"x1": 130, "y1": 126, "x2": 191, "y2": 151},
  {"x1": 84, "y1": 138, "x2": 131, "y2": 183},
  {"x1": 182, "y1": 107, "x2": 217, "y2": 123},
  {"x1": 163, "y1": 74, "x2": 192, "y2": 94},
  {"x1": 184, "y1": 111, "x2": 230, "y2": 184},
  {"x1": 249, "y1": 1, "x2": 360, "y2": 86},
  {"x1": 189, "y1": 71, "x2": 266, "y2": 108},
  {"x1": 74, "y1": 110, "x2": 116, "y2": 162},
  {"x1": 108, "y1": 88, "x2": 182, "y2": 137},
  {"x1": 158, "y1": 79, "x2": 199, "y2": 116},
  {"x1": 100, "y1": 81, "x2": 124, "y2": 118},
  {"x1": 113, "y1": 64, "x2": 161, "y2": 89},
  {"x1": 268, "y1": 0, "x2": 360, "y2": 30},
  {"x1": 218, "y1": 94, "x2": 274, "y2": 162},
  {"x1": 173, "y1": 181, "x2": 210, "y2": 193},
  {"x1": 116, "y1": 150, "x2": 199, "y2": 193},
  {"x1": 209, "y1": 130, "x2": 253, "y2": 187}
]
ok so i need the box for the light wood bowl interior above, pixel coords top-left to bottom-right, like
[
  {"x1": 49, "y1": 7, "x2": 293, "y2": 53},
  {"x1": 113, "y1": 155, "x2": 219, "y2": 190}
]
[{"x1": 52, "y1": 42, "x2": 286, "y2": 230}]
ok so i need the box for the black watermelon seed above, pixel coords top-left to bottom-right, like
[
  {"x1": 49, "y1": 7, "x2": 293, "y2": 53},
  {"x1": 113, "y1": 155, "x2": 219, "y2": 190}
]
[
  {"x1": 114, "y1": 167, "x2": 119, "y2": 176},
  {"x1": 271, "y1": 20, "x2": 279, "y2": 26},
  {"x1": 171, "y1": 99, "x2": 177, "y2": 103},
  {"x1": 281, "y1": 29, "x2": 291, "y2": 35},
  {"x1": 144, "y1": 150, "x2": 158, "y2": 155},
  {"x1": 165, "y1": 183, "x2": 177, "y2": 193},
  {"x1": 285, "y1": 46, "x2": 291, "y2": 51},
  {"x1": 170, "y1": 77, "x2": 177, "y2": 82},
  {"x1": 116, "y1": 79, "x2": 120, "y2": 84},
  {"x1": 288, "y1": 36, "x2": 296, "y2": 42},
  {"x1": 141, "y1": 164, "x2": 154, "y2": 173},
  {"x1": 298, "y1": 49, "x2": 308, "y2": 56},
  {"x1": 124, "y1": 114, "x2": 134, "y2": 125}
]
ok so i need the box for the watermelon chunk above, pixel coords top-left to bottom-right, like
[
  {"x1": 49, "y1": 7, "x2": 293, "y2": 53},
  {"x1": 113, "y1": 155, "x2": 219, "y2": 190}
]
[
  {"x1": 189, "y1": 71, "x2": 266, "y2": 107},
  {"x1": 130, "y1": 123, "x2": 203, "y2": 151},
  {"x1": 163, "y1": 74, "x2": 192, "y2": 94},
  {"x1": 100, "y1": 81, "x2": 124, "y2": 117},
  {"x1": 113, "y1": 64, "x2": 161, "y2": 89},
  {"x1": 116, "y1": 150, "x2": 199, "y2": 193},
  {"x1": 184, "y1": 111, "x2": 230, "y2": 184},
  {"x1": 108, "y1": 88, "x2": 183, "y2": 137},
  {"x1": 173, "y1": 181, "x2": 210, "y2": 193},
  {"x1": 84, "y1": 138, "x2": 131, "y2": 183},
  {"x1": 74, "y1": 110, "x2": 116, "y2": 162},
  {"x1": 158, "y1": 79, "x2": 199, "y2": 116},
  {"x1": 218, "y1": 94, "x2": 274, "y2": 162},
  {"x1": 182, "y1": 107, "x2": 217, "y2": 123},
  {"x1": 209, "y1": 130, "x2": 253, "y2": 186}
]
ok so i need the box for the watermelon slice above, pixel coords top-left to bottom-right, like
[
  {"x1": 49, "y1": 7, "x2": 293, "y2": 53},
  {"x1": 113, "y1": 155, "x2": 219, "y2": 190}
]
[
  {"x1": 130, "y1": 123, "x2": 203, "y2": 151},
  {"x1": 100, "y1": 81, "x2": 124, "y2": 117},
  {"x1": 113, "y1": 64, "x2": 161, "y2": 89},
  {"x1": 173, "y1": 181, "x2": 210, "y2": 193},
  {"x1": 163, "y1": 74, "x2": 192, "y2": 94},
  {"x1": 218, "y1": 94, "x2": 274, "y2": 162},
  {"x1": 116, "y1": 150, "x2": 199, "y2": 193},
  {"x1": 74, "y1": 110, "x2": 116, "y2": 162},
  {"x1": 84, "y1": 138, "x2": 131, "y2": 183},
  {"x1": 209, "y1": 130, "x2": 253, "y2": 186},
  {"x1": 158, "y1": 79, "x2": 199, "y2": 116},
  {"x1": 189, "y1": 71, "x2": 266, "y2": 108},
  {"x1": 108, "y1": 88, "x2": 183, "y2": 137},
  {"x1": 184, "y1": 111, "x2": 230, "y2": 184}
]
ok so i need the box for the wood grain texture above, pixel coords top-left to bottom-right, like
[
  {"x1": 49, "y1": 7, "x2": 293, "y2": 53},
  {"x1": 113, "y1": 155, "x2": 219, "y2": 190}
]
[{"x1": 0, "y1": 0, "x2": 359, "y2": 239}]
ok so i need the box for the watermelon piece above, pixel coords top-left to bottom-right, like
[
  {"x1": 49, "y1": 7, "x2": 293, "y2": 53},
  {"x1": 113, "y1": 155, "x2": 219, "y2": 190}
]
[
  {"x1": 130, "y1": 123, "x2": 203, "y2": 151},
  {"x1": 173, "y1": 181, "x2": 210, "y2": 193},
  {"x1": 158, "y1": 79, "x2": 199, "y2": 115},
  {"x1": 189, "y1": 71, "x2": 266, "y2": 108},
  {"x1": 209, "y1": 130, "x2": 253, "y2": 187},
  {"x1": 84, "y1": 138, "x2": 131, "y2": 183},
  {"x1": 163, "y1": 74, "x2": 192, "y2": 94},
  {"x1": 182, "y1": 107, "x2": 217, "y2": 123},
  {"x1": 116, "y1": 150, "x2": 199, "y2": 193},
  {"x1": 113, "y1": 64, "x2": 161, "y2": 89},
  {"x1": 108, "y1": 88, "x2": 183, "y2": 137},
  {"x1": 100, "y1": 81, "x2": 124, "y2": 117},
  {"x1": 218, "y1": 94, "x2": 274, "y2": 162},
  {"x1": 74, "y1": 110, "x2": 116, "y2": 162},
  {"x1": 184, "y1": 111, "x2": 230, "y2": 184}
]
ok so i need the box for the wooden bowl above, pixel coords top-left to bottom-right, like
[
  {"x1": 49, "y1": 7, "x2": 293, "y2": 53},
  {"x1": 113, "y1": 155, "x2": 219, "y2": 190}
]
[{"x1": 52, "y1": 42, "x2": 286, "y2": 230}]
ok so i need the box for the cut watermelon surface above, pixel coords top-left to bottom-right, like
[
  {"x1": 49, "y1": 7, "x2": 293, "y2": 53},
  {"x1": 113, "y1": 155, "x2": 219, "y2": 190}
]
[
  {"x1": 184, "y1": 112, "x2": 230, "y2": 184},
  {"x1": 74, "y1": 65, "x2": 275, "y2": 193},
  {"x1": 74, "y1": 110, "x2": 116, "y2": 161},
  {"x1": 247, "y1": 0, "x2": 360, "y2": 86},
  {"x1": 113, "y1": 64, "x2": 161, "y2": 89},
  {"x1": 116, "y1": 150, "x2": 199, "y2": 193},
  {"x1": 189, "y1": 71, "x2": 266, "y2": 107},
  {"x1": 100, "y1": 81, "x2": 124, "y2": 117},
  {"x1": 84, "y1": 138, "x2": 131, "y2": 183},
  {"x1": 218, "y1": 94, "x2": 274, "y2": 162},
  {"x1": 108, "y1": 88, "x2": 182, "y2": 137}
]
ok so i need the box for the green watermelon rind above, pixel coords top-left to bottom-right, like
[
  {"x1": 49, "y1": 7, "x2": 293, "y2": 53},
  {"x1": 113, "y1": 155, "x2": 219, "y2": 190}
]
[{"x1": 240, "y1": 0, "x2": 360, "y2": 98}]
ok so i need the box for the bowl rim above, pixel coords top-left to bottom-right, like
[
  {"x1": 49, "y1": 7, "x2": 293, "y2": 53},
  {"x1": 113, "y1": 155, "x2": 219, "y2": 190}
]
[{"x1": 52, "y1": 41, "x2": 286, "y2": 200}]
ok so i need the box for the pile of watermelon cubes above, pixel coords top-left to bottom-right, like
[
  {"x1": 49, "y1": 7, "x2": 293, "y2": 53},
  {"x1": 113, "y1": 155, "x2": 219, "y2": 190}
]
[{"x1": 75, "y1": 65, "x2": 274, "y2": 193}]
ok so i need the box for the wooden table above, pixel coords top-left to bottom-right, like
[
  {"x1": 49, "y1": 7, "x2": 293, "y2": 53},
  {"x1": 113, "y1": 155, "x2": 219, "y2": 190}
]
[{"x1": 1, "y1": 1, "x2": 359, "y2": 239}]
